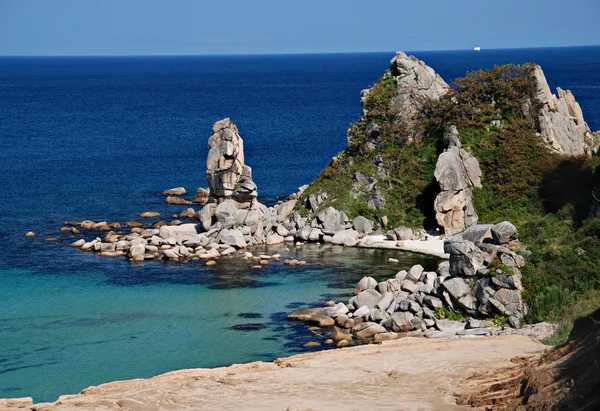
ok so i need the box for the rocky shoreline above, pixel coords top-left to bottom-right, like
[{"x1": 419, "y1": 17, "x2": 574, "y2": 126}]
[
  {"x1": 40, "y1": 114, "x2": 539, "y2": 353},
  {"x1": 1, "y1": 334, "x2": 548, "y2": 410}
]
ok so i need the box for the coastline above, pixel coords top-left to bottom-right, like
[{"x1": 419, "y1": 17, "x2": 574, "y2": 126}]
[
  {"x1": 7, "y1": 335, "x2": 546, "y2": 410},
  {"x1": 356, "y1": 235, "x2": 449, "y2": 259}
]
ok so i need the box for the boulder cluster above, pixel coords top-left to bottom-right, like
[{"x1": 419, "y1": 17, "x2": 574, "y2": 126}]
[
  {"x1": 289, "y1": 221, "x2": 525, "y2": 346},
  {"x1": 197, "y1": 119, "x2": 390, "y2": 249}
]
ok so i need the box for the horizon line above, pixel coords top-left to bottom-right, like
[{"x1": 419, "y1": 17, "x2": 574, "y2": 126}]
[{"x1": 0, "y1": 44, "x2": 599, "y2": 58}]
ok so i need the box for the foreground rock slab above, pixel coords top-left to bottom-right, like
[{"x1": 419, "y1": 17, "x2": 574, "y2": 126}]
[{"x1": 25, "y1": 336, "x2": 545, "y2": 411}]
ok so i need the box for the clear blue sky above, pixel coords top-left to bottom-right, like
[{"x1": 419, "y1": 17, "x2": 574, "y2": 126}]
[{"x1": 0, "y1": 0, "x2": 598, "y2": 55}]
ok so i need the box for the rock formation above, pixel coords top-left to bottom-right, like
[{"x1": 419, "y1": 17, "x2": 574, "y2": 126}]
[
  {"x1": 289, "y1": 220, "x2": 526, "y2": 344},
  {"x1": 532, "y1": 65, "x2": 599, "y2": 156},
  {"x1": 206, "y1": 118, "x2": 255, "y2": 202},
  {"x1": 388, "y1": 51, "x2": 450, "y2": 120},
  {"x1": 353, "y1": 51, "x2": 450, "y2": 148},
  {"x1": 434, "y1": 126, "x2": 482, "y2": 235},
  {"x1": 200, "y1": 119, "x2": 298, "y2": 246}
]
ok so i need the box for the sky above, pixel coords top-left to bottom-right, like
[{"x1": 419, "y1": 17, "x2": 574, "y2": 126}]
[{"x1": 0, "y1": 0, "x2": 598, "y2": 56}]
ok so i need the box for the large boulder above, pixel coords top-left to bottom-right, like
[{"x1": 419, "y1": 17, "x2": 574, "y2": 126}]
[
  {"x1": 214, "y1": 199, "x2": 246, "y2": 229},
  {"x1": 331, "y1": 229, "x2": 359, "y2": 246},
  {"x1": 219, "y1": 229, "x2": 247, "y2": 249},
  {"x1": 352, "y1": 216, "x2": 373, "y2": 236},
  {"x1": 491, "y1": 221, "x2": 518, "y2": 245},
  {"x1": 276, "y1": 200, "x2": 297, "y2": 222},
  {"x1": 434, "y1": 145, "x2": 481, "y2": 235},
  {"x1": 350, "y1": 289, "x2": 382, "y2": 310},
  {"x1": 460, "y1": 224, "x2": 493, "y2": 245},
  {"x1": 388, "y1": 52, "x2": 450, "y2": 122},
  {"x1": 317, "y1": 207, "x2": 348, "y2": 234},
  {"x1": 206, "y1": 118, "x2": 247, "y2": 200}
]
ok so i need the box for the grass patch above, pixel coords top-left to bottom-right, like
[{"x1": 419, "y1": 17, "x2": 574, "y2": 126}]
[{"x1": 544, "y1": 289, "x2": 600, "y2": 345}]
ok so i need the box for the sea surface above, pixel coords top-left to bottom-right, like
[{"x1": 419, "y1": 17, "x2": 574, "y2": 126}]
[{"x1": 1, "y1": 46, "x2": 599, "y2": 402}]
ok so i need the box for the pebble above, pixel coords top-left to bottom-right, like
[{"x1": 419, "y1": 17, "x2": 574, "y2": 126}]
[
  {"x1": 205, "y1": 260, "x2": 217, "y2": 266},
  {"x1": 304, "y1": 341, "x2": 321, "y2": 347},
  {"x1": 25, "y1": 231, "x2": 35, "y2": 237}
]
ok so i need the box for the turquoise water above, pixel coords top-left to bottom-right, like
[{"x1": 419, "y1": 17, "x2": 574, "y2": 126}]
[{"x1": 0, "y1": 243, "x2": 439, "y2": 402}]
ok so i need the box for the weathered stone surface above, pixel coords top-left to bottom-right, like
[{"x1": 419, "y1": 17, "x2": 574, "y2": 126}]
[
  {"x1": 193, "y1": 187, "x2": 210, "y2": 205},
  {"x1": 406, "y1": 264, "x2": 424, "y2": 282},
  {"x1": 287, "y1": 308, "x2": 321, "y2": 321},
  {"x1": 220, "y1": 229, "x2": 247, "y2": 249},
  {"x1": 532, "y1": 65, "x2": 599, "y2": 156},
  {"x1": 423, "y1": 296, "x2": 443, "y2": 310},
  {"x1": 331, "y1": 327, "x2": 352, "y2": 341},
  {"x1": 435, "y1": 319, "x2": 465, "y2": 335},
  {"x1": 353, "y1": 305, "x2": 370, "y2": 318},
  {"x1": 214, "y1": 200, "x2": 245, "y2": 229},
  {"x1": 166, "y1": 196, "x2": 193, "y2": 205},
  {"x1": 356, "y1": 323, "x2": 387, "y2": 338},
  {"x1": 388, "y1": 312, "x2": 414, "y2": 333},
  {"x1": 442, "y1": 278, "x2": 471, "y2": 301},
  {"x1": 388, "y1": 51, "x2": 450, "y2": 121},
  {"x1": 317, "y1": 207, "x2": 347, "y2": 234},
  {"x1": 375, "y1": 292, "x2": 395, "y2": 311},
  {"x1": 296, "y1": 226, "x2": 313, "y2": 241},
  {"x1": 140, "y1": 211, "x2": 160, "y2": 218},
  {"x1": 492, "y1": 288, "x2": 523, "y2": 318},
  {"x1": 491, "y1": 221, "x2": 518, "y2": 245},
  {"x1": 163, "y1": 187, "x2": 187, "y2": 196},
  {"x1": 460, "y1": 224, "x2": 493, "y2": 245},
  {"x1": 206, "y1": 118, "x2": 247, "y2": 199},
  {"x1": 276, "y1": 200, "x2": 297, "y2": 222},
  {"x1": 266, "y1": 233, "x2": 284, "y2": 245},
  {"x1": 71, "y1": 239, "x2": 86, "y2": 247},
  {"x1": 199, "y1": 203, "x2": 216, "y2": 231},
  {"x1": 331, "y1": 230, "x2": 358, "y2": 246},
  {"x1": 0, "y1": 397, "x2": 33, "y2": 408},
  {"x1": 308, "y1": 228, "x2": 323, "y2": 242},
  {"x1": 308, "y1": 314, "x2": 335, "y2": 327},
  {"x1": 434, "y1": 129, "x2": 482, "y2": 235},
  {"x1": 393, "y1": 226, "x2": 413, "y2": 241},
  {"x1": 352, "y1": 216, "x2": 373, "y2": 236},
  {"x1": 401, "y1": 280, "x2": 419, "y2": 294},
  {"x1": 351, "y1": 289, "x2": 382, "y2": 309},
  {"x1": 354, "y1": 276, "x2": 377, "y2": 295}
]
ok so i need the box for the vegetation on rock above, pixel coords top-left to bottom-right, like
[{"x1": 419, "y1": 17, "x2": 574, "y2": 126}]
[{"x1": 300, "y1": 61, "x2": 600, "y2": 340}]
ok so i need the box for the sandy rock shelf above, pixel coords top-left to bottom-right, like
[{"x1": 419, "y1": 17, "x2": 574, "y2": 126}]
[{"x1": 17, "y1": 335, "x2": 546, "y2": 411}]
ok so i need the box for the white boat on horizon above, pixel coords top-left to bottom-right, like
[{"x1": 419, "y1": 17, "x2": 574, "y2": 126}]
[{"x1": 474, "y1": 45, "x2": 481, "y2": 52}]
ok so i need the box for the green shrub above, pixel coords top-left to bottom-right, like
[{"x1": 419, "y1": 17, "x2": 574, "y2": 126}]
[
  {"x1": 435, "y1": 307, "x2": 469, "y2": 321},
  {"x1": 527, "y1": 285, "x2": 577, "y2": 323}
]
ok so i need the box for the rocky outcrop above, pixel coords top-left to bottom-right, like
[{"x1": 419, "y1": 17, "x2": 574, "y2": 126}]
[
  {"x1": 353, "y1": 51, "x2": 450, "y2": 149},
  {"x1": 388, "y1": 51, "x2": 450, "y2": 120},
  {"x1": 434, "y1": 126, "x2": 482, "y2": 235},
  {"x1": 206, "y1": 118, "x2": 256, "y2": 202},
  {"x1": 290, "y1": 220, "x2": 526, "y2": 344},
  {"x1": 532, "y1": 65, "x2": 599, "y2": 156}
]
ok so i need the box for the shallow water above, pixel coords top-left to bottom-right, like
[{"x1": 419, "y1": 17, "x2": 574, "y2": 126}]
[{"x1": 0, "y1": 242, "x2": 439, "y2": 401}]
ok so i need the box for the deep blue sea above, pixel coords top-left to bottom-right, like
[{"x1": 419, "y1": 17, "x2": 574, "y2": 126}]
[{"x1": 1, "y1": 46, "x2": 599, "y2": 402}]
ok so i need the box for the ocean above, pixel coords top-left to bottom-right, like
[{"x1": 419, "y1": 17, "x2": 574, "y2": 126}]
[{"x1": 0, "y1": 46, "x2": 599, "y2": 402}]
